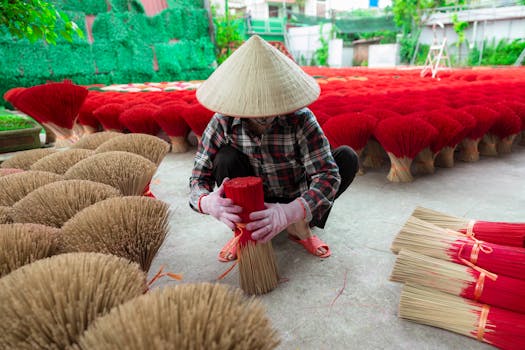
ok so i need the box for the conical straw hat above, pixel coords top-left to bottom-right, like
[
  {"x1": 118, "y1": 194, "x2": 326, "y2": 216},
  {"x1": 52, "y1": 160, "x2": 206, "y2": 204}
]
[{"x1": 197, "y1": 35, "x2": 320, "y2": 118}]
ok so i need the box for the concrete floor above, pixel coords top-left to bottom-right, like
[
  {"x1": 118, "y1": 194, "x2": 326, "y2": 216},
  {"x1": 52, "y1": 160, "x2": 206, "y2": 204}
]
[{"x1": 148, "y1": 145, "x2": 525, "y2": 350}]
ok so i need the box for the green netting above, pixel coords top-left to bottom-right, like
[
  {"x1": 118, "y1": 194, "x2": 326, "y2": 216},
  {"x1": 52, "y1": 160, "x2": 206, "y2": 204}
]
[
  {"x1": 92, "y1": 12, "x2": 131, "y2": 42},
  {"x1": 0, "y1": 43, "x2": 22, "y2": 75},
  {"x1": 113, "y1": 41, "x2": 154, "y2": 81},
  {"x1": 158, "y1": 8, "x2": 184, "y2": 40},
  {"x1": 92, "y1": 40, "x2": 118, "y2": 73},
  {"x1": 127, "y1": 13, "x2": 169, "y2": 43},
  {"x1": 110, "y1": 0, "x2": 144, "y2": 13},
  {"x1": 158, "y1": 7, "x2": 209, "y2": 41},
  {"x1": 129, "y1": 43, "x2": 154, "y2": 76},
  {"x1": 167, "y1": 0, "x2": 203, "y2": 8},
  {"x1": 18, "y1": 42, "x2": 52, "y2": 78},
  {"x1": 154, "y1": 43, "x2": 182, "y2": 74},
  {"x1": 290, "y1": 12, "x2": 397, "y2": 33},
  {"x1": 146, "y1": 15, "x2": 169, "y2": 43},
  {"x1": 183, "y1": 8, "x2": 210, "y2": 40},
  {"x1": 183, "y1": 67, "x2": 214, "y2": 81},
  {"x1": 48, "y1": 43, "x2": 95, "y2": 76},
  {"x1": 50, "y1": 0, "x2": 107, "y2": 14},
  {"x1": 0, "y1": 27, "x2": 14, "y2": 43},
  {"x1": 110, "y1": 70, "x2": 133, "y2": 84},
  {"x1": 168, "y1": 38, "x2": 215, "y2": 71}
]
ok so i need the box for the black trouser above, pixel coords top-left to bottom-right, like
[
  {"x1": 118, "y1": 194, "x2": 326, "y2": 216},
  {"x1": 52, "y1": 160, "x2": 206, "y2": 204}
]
[{"x1": 212, "y1": 145, "x2": 358, "y2": 228}]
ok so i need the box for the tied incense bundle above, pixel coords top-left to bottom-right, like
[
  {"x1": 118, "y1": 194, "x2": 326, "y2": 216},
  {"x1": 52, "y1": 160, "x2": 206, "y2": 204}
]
[
  {"x1": 391, "y1": 250, "x2": 525, "y2": 314},
  {"x1": 412, "y1": 206, "x2": 525, "y2": 248},
  {"x1": 223, "y1": 177, "x2": 279, "y2": 295},
  {"x1": 391, "y1": 217, "x2": 525, "y2": 281},
  {"x1": 399, "y1": 284, "x2": 525, "y2": 350}
]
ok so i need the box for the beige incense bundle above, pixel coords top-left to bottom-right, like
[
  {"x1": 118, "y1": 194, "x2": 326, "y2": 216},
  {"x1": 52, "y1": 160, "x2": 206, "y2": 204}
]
[
  {"x1": 0, "y1": 170, "x2": 62, "y2": 206},
  {"x1": 12, "y1": 180, "x2": 120, "y2": 227},
  {"x1": 76, "y1": 283, "x2": 280, "y2": 350},
  {"x1": 224, "y1": 177, "x2": 279, "y2": 295},
  {"x1": 0, "y1": 168, "x2": 24, "y2": 177},
  {"x1": 0, "y1": 223, "x2": 61, "y2": 277},
  {"x1": 0, "y1": 206, "x2": 13, "y2": 224},
  {"x1": 61, "y1": 196, "x2": 169, "y2": 271},
  {"x1": 70, "y1": 131, "x2": 122, "y2": 150},
  {"x1": 0, "y1": 252, "x2": 146, "y2": 349},
  {"x1": 64, "y1": 151, "x2": 157, "y2": 196},
  {"x1": 0, "y1": 148, "x2": 57, "y2": 170},
  {"x1": 30, "y1": 149, "x2": 94, "y2": 174},
  {"x1": 95, "y1": 133, "x2": 170, "y2": 166}
]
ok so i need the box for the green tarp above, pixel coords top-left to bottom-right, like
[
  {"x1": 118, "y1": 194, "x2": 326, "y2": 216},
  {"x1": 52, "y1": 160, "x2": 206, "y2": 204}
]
[{"x1": 290, "y1": 12, "x2": 398, "y2": 33}]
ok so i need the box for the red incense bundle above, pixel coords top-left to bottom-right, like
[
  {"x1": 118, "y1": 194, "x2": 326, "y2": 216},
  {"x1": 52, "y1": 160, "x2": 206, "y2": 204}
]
[
  {"x1": 374, "y1": 116, "x2": 437, "y2": 182},
  {"x1": 488, "y1": 102, "x2": 522, "y2": 154},
  {"x1": 412, "y1": 206, "x2": 525, "y2": 247},
  {"x1": 411, "y1": 110, "x2": 464, "y2": 171},
  {"x1": 118, "y1": 105, "x2": 161, "y2": 135},
  {"x1": 152, "y1": 102, "x2": 191, "y2": 153},
  {"x1": 399, "y1": 284, "x2": 525, "y2": 350},
  {"x1": 458, "y1": 105, "x2": 498, "y2": 161},
  {"x1": 322, "y1": 112, "x2": 377, "y2": 175},
  {"x1": 92, "y1": 103, "x2": 126, "y2": 132},
  {"x1": 391, "y1": 217, "x2": 525, "y2": 281},
  {"x1": 181, "y1": 103, "x2": 215, "y2": 143},
  {"x1": 391, "y1": 250, "x2": 525, "y2": 314},
  {"x1": 223, "y1": 176, "x2": 279, "y2": 295},
  {"x1": 12, "y1": 81, "x2": 88, "y2": 145}
]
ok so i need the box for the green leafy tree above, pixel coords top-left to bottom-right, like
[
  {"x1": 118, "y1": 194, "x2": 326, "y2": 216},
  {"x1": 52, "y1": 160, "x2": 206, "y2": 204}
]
[
  {"x1": 211, "y1": 5, "x2": 244, "y2": 64},
  {"x1": 452, "y1": 13, "x2": 468, "y2": 65},
  {"x1": 314, "y1": 24, "x2": 329, "y2": 66},
  {"x1": 0, "y1": 0, "x2": 83, "y2": 44},
  {"x1": 392, "y1": 0, "x2": 464, "y2": 63}
]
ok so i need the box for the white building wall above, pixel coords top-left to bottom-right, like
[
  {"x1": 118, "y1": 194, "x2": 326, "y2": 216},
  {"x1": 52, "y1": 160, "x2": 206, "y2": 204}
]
[{"x1": 287, "y1": 23, "x2": 333, "y2": 64}]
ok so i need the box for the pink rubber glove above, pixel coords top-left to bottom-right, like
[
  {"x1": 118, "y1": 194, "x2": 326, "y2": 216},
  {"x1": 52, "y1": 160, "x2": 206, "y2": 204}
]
[
  {"x1": 200, "y1": 178, "x2": 242, "y2": 230},
  {"x1": 247, "y1": 199, "x2": 305, "y2": 243}
]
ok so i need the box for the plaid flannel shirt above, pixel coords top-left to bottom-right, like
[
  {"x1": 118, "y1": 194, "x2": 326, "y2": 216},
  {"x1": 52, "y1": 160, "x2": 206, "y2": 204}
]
[{"x1": 189, "y1": 107, "x2": 341, "y2": 223}]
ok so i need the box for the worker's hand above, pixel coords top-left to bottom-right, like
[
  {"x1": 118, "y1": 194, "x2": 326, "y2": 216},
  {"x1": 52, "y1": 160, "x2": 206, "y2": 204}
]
[
  {"x1": 247, "y1": 199, "x2": 305, "y2": 243},
  {"x1": 200, "y1": 178, "x2": 242, "y2": 230}
]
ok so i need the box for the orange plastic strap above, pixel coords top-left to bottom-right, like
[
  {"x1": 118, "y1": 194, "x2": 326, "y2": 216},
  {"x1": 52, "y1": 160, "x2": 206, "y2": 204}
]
[
  {"x1": 217, "y1": 233, "x2": 242, "y2": 281},
  {"x1": 466, "y1": 220, "x2": 476, "y2": 237},
  {"x1": 474, "y1": 272, "x2": 486, "y2": 301},
  {"x1": 477, "y1": 305, "x2": 490, "y2": 341},
  {"x1": 147, "y1": 265, "x2": 183, "y2": 289},
  {"x1": 457, "y1": 236, "x2": 493, "y2": 266},
  {"x1": 457, "y1": 239, "x2": 497, "y2": 286}
]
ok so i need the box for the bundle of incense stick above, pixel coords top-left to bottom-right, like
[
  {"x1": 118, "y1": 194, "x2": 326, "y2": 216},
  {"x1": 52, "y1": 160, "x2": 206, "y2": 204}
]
[
  {"x1": 223, "y1": 177, "x2": 279, "y2": 295},
  {"x1": 412, "y1": 206, "x2": 525, "y2": 247},
  {"x1": 399, "y1": 284, "x2": 525, "y2": 349},
  {"x1": 391, "y1": 250, "x2": 525, "y2": 314},
  {"x1": 391, "y1": 217, "x2": 525, "y2": 281}
]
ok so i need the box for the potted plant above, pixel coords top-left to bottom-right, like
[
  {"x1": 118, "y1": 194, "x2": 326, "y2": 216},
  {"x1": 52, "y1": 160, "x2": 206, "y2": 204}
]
[{"x1": 0, "y1": 110, "x2": 42, "y2": 153}]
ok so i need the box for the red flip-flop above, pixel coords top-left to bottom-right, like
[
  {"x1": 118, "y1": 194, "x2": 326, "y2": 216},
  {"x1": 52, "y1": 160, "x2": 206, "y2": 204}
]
[
  {"x1": 218, "y1": 236, "x2": 238, "y2": 262},
  {"x1": 288, "y1": 234, "x2": 331, "y2": 258}
]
